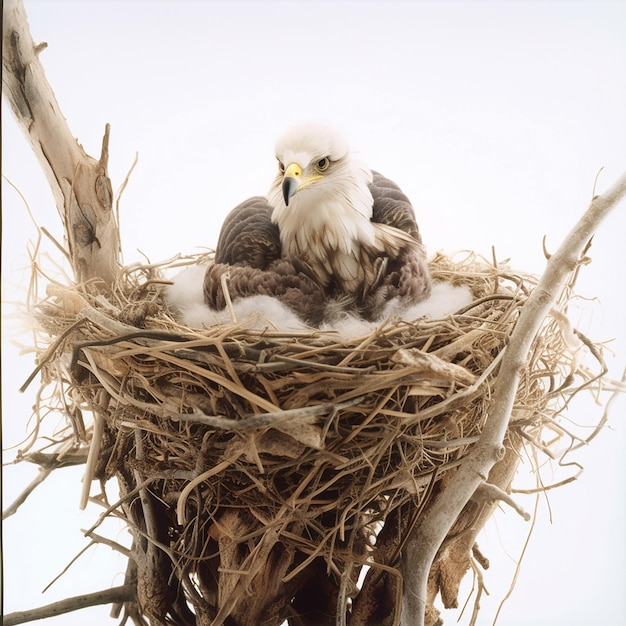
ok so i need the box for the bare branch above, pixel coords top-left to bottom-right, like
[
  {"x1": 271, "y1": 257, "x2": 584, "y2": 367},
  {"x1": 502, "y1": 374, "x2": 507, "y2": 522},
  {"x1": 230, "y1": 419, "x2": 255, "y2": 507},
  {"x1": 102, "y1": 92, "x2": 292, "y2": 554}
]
[
  {"x1": 401, "y1": 170, "x2": 626, "y2": 626},
  {"x1": 473, "y1": 481, "x2": 530, "y2": 521},
  {"x1": 3, "y1": 585, "x2": 136, "y2": 626},
  {"x1": 2, "y1": 448, "x2": 90, "y2": 519},
  {"x1": 2, "y1": 468, "x2": 53, "y2": 520},
  {"x1": 21, "y1": 449, "x2": 89, "y2": 468}
]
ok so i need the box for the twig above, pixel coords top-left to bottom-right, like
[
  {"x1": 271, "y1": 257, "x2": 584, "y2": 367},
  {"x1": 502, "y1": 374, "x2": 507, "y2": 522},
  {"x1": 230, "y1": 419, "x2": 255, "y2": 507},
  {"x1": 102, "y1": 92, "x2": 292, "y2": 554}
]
[
  {"x1": 79, "y1": 385, "x2": 106, "y2": 510},
  {"x1": 2, "y1": 467, "x2": 53, "y2": 520},
  {"x1": 3, "y1": 444, "x2": 92, "y2": 519},
  {"x1": 491, "y1": 490, "x2": 541, "y2": 625},
  {"x1": 115, "y1": 152, "x2": 139, "y2": 260},
  {"x1": 82, "y1": 530, "x2": 132, "y2": 558},
  {"x1": 221, "y1": 269, "x2": 237, "y2": 322},
  {"x1": 473, "y1": 481, "x2": 531, "y2": 521},
  {"x1": 21, "y1": 449, "x2": 89, "y2": 468},
  {"x1": 40, "y1": 226, "x2": 71, "y2": 261},
  {"x1": 173, "y1": 397, "x2": 364, "y2": 431},
  {"x1": 20, "y1": 318, "x2": 89, "y2": 393},
  {"x1": 42, "y1": 541, "x2": 96, "y2": 594}
]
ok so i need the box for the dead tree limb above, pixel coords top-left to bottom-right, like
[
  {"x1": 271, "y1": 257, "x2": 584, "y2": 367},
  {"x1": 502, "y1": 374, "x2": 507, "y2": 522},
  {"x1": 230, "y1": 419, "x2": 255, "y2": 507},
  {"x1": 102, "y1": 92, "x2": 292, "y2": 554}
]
[
  {"x1": 2, "y1": 0, "x2": 121, "y2": 287},
  {"x1": 3, "y1": 585, "x2": 136, "y2": 626},
  {"x1": 401, "y1": 171, "x2": 626, "y2": 626}
]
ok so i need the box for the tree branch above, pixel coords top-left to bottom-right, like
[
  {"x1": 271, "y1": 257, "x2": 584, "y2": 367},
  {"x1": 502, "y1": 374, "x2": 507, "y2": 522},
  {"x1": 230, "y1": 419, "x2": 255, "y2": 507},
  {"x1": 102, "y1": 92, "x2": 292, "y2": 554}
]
[
  {"x1": 2, "y1": 467, "x2": 53, "y2": 520},
  {"x1": 473, "y1": 481, "x2": 530, "y2": 521},
  {"x1": 401, "y1": 170, "x2": 626, "y2": 626},
  {"x1": 2, "y1": 448, "x2": 89, "y2": 519},
  {"x1": 2, "y1": 0, "x2": 121, "y2": 286},
  {"x1": 3, "y1": 585, "x2": 136, "y2": 626}
]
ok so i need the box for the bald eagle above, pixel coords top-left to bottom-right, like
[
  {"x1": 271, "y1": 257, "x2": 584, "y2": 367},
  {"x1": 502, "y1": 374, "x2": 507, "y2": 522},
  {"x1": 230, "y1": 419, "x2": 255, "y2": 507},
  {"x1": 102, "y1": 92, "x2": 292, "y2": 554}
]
[{"x1": 204, "y1": 124, "x2": 431, "y2": 325}]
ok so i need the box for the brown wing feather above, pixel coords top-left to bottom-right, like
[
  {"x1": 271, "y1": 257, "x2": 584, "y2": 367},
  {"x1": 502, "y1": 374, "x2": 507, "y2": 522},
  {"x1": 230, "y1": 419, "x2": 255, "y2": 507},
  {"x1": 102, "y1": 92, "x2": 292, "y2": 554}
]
[
  {"x1": 207, "y1": 196, "x2": 325, "y2": 324},
  {"x1": 204, "y1": 260, "x2": 326, "y2": 325},
  {"x1": 356, "y1": 171, "x2": 431, "y2": 320},
  {"x1": 369, "y1": 171, "x2": 423, "y2": 242},
  {"x1": 214, "y1": 196, "x2": 281, "y2": 268}
]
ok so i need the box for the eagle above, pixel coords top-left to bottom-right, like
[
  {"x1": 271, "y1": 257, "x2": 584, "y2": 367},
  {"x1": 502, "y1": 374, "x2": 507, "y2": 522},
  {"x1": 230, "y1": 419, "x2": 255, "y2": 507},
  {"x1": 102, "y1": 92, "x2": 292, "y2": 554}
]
[{"x1": 203, "y1": 124, "x2": 431, "y2": 326}]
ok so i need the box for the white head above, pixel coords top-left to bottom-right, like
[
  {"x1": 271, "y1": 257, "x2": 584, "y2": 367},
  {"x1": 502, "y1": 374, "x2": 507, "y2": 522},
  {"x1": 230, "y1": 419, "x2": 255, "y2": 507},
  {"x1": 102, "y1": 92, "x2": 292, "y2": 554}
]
[{"x1": 267, "y1": 123, "x2": 374, "y2": 258}]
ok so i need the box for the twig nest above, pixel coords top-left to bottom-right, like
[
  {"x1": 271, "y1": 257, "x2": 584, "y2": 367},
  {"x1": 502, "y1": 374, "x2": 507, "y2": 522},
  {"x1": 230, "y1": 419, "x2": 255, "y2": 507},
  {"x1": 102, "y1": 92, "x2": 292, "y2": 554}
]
[{"x1": 29, "y1": 251, "x2": 599, "y2": 626}]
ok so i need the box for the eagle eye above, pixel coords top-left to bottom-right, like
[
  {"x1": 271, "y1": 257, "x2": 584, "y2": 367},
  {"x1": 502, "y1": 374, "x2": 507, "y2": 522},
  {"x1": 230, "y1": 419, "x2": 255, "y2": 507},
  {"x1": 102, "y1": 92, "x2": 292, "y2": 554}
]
[
  {"x1": 277, "y1": 160, "x2": 285, "y2": 174},
  {"x1": 315, "y1": 157, "x2": 330, "y2": 173}
]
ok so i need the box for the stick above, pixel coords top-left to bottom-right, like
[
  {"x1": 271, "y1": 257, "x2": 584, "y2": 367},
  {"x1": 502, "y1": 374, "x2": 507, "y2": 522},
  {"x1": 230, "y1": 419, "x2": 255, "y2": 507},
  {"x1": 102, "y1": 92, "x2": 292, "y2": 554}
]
[{"x1": 3, "y1": 585, "x2": 136, "y2": 626}]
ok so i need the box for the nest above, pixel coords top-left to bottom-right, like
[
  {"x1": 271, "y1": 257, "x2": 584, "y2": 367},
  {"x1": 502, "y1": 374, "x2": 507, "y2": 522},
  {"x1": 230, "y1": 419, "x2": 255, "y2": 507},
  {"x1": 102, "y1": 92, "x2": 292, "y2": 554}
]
[{"x1": 23, "y1": 251, "x2": 606, "y2": 626}]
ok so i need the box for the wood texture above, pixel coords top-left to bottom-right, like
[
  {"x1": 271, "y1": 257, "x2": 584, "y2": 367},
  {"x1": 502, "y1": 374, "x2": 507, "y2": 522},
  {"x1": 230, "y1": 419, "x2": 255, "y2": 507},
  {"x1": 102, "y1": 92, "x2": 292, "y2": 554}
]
[{"x1": 2, "y1": 0, "x2": 120, "y2": 286}]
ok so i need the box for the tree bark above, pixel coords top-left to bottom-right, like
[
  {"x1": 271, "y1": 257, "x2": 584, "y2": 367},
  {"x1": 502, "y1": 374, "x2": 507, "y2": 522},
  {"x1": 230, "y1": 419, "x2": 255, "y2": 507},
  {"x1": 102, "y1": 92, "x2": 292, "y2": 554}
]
[{"x1": 2, "y1": 0, "x2": 120, "y2": 287}]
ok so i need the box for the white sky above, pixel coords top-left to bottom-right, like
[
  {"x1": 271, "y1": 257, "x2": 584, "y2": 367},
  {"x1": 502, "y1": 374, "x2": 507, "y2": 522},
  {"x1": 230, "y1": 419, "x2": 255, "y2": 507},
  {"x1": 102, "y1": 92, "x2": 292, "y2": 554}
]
[{"x1": 2, "y1": 1, "x2": 626, "y2": 625}]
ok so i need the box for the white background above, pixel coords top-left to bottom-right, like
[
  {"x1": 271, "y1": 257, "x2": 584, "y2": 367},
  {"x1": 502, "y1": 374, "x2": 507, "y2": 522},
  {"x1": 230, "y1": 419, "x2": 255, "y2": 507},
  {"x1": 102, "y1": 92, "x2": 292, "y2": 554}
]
[{"x1": 2, "y1": 1, "x2": 625, "y2": 625}]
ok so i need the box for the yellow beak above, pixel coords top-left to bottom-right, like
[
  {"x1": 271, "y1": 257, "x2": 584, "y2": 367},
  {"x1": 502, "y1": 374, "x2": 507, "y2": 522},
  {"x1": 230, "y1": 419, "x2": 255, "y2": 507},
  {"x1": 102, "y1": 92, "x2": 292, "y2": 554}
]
[
  {"x1": 282, "y1": 162, "x2": 323, "y2": 206},
  {"x1": 282, "y1": 163, "x2": 302, "y2": 206}
]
